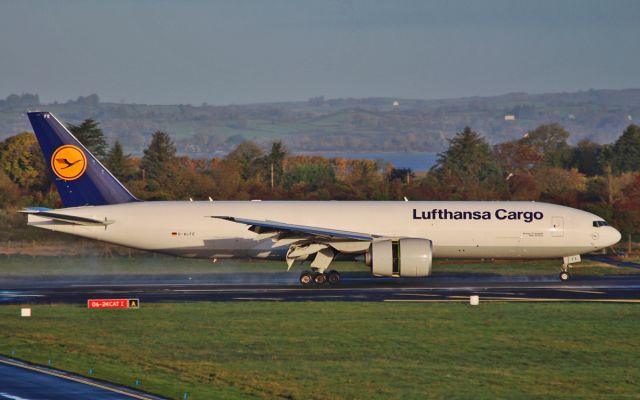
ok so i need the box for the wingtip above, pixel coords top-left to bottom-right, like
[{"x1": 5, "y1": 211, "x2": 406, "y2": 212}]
[{"x1": 210, "y1": 216, "x2": 236, "y2": 221}]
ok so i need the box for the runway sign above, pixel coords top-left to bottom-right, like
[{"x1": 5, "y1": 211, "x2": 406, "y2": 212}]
[{"x1": 87, "y1": 299, "x2": 140, "y2": 309}]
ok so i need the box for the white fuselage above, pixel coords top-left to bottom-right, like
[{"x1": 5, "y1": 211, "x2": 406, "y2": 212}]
[{"x1": 28, "y1": 201, "x2": 621, "y2": 262}]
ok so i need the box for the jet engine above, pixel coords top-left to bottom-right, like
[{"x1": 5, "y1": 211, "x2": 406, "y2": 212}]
[{"x1": 364, "y1": 238, "x2": 433, "y2": 277}]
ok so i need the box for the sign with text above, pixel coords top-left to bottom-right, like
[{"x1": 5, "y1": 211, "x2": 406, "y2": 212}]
[{"x1": 87, "y1": 298, "x2": 140, "y2": 309}]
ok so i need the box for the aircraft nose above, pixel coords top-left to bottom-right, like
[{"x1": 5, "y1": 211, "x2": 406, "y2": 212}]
[{"x1": 607, "y1": 227, "x2": 622, "y2": 246}]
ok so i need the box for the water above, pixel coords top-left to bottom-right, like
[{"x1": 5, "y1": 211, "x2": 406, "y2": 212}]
[{"x1": 298, "y1": 152, "x2": 438, "y2": 171}]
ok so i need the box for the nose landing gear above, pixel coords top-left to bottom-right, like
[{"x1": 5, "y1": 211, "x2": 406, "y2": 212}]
[{"x1": 559, "y1": 255, "x2": 580, "y2": 282}]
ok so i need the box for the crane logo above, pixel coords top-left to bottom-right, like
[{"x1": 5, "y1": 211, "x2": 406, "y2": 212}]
[{"x1": 51, "y1": 145, "x2": 87, "y2": 180}]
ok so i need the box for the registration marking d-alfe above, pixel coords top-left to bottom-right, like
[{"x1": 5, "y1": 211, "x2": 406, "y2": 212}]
[{"x1": 87, "y1": 299, "x2": 140, "y2": 309}]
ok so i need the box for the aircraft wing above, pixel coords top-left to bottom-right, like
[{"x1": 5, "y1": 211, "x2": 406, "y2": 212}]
[
  {"x1": 21, "y1": 208, "x2": 114, "y2": 226},
  {"x1": 212, "y1": 216, "x2": 375, "y2": 241}
]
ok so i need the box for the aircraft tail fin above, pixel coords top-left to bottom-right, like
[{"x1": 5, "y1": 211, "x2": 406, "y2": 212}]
[{"x1": 27, "y1": 112, "x2": 139, "y2": 208}]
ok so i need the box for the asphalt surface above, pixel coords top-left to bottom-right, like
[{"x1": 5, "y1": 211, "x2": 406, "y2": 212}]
[
  {"x1": 1, "y1": 272, "x2": 640, "y2": 304},
  {"x1": 0, "y1": 357, "x2": 164, "y2": 400}
]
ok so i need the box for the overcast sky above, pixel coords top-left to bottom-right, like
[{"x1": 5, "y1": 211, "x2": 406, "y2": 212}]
[{"x1": 1, "y1": 0, "x2": 639, "y2": 105}]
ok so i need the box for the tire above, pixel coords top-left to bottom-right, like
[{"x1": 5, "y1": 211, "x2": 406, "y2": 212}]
[
  {"x1": 327, "y1": 270, "x2": 341, "y2": 285},
  {"x1": 559, "y1": 271, "x2": 570, "y2": 282},
  {"x1": 299, "y1": 271, "x2": 314, "y2": 286},
  {"x1": 313, "y1": 272, "x2": 327, "y2": 285}
]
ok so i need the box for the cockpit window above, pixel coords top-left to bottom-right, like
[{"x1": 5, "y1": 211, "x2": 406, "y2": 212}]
[{"x1": 593, "y1": 221, "x2": 609, "y2": 227}]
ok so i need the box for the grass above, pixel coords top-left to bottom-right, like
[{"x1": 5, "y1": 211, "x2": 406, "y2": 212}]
[{"x1": 1, "y1": 302, "x2": 639, "y2": 399}]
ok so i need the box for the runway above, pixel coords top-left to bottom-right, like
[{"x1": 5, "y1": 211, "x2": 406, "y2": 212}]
[
  {"x1": 0, "y1": 357, "x2": 164, "y2": 400},
  {"x1": 1, "y1": 273, "x2": 639, "y2": 304}
]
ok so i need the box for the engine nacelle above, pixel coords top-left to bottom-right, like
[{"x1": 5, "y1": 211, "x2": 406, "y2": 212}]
[{"x1": 365, "y1": 238, "x2": 433, "y2": 277}]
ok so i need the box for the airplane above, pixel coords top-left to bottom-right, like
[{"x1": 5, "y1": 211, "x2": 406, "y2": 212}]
[{"x1": 22, "y1": 111, "x2": 622, "y2": 286}]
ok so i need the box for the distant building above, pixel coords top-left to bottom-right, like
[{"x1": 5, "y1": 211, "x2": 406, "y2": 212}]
[
  {"x1": 628, "y1": 115, "x2": 633, "y2": 121},
  {"x1": 504, "y1": 115, "x2": 516, "y2": 121},
  {"x1": 392, "y1": 100, "x2": 400, "y2": 107},
  {"x1": 568, "y1": 114, "x2": 576, "y2": 120}
]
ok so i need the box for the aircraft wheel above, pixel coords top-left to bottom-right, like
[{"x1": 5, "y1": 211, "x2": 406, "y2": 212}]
[
  {"x1": 313, "y1": 272, "x2": 327, "y2": 285},
  {"x1": 327, "y1": 270, "x2": 341, "y2": 285},
  {"x1": 299, "y1": 271, "x2": 314, "y2": 286},
  {"x1": 559, "y1": 271, "x2": 570, "y2": 282}
]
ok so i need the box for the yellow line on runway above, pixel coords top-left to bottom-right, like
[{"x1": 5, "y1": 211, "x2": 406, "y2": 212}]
[
  {"x1": 384, "y1": 299, "x2": 468, "y2": 303},
  {"x1": 385, "y1": 298, "x2": 640, "y2": 303},
  {"x1": 0, "y1": 358, "x2": 156, "y2": 399},
  {"x1": 557, "y1": 289, "x2": 606, "y2": 295}
]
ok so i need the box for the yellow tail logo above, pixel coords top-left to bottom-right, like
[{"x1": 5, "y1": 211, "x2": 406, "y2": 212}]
[{"x1": 51, "y1": 145, "x2": 87, "y2": 180}]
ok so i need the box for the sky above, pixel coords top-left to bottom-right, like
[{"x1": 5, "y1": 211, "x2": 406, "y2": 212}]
[{"x1": 1, "y1": 0, "x2": 640, "y2": 105}]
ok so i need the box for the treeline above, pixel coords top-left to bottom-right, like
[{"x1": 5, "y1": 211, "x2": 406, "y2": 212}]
[{"x1": 2, "y1": 121, "x2": 640, "y2": 236}]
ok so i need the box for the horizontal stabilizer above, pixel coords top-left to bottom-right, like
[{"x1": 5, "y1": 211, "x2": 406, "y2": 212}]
[
  {"x1": 22, "y1": 209, "x2": 114, "y2": 226},
  {"x1": 212, "y1": 216, "x2": 374, "y2": 241}
]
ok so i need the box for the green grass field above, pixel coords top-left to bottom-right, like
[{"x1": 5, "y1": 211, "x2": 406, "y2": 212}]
[{"x1": 1, "y1": 302, "x2": 639, "y2": 399}]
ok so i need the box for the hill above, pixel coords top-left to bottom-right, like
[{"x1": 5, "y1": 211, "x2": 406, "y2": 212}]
[{"x1": 1, "y1": 89, "x2": 639, "y2": 155}]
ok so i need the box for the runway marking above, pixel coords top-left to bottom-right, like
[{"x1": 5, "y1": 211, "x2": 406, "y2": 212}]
[
  {"x1": 556, "y1": 289, "x2": 606, "y2": 295},
  {"x1": 474, "y1": 291, "x2": 518, "y2": 295},
  {"x1": 0, "y1": 358, "x2": 157, "y2": 400},
  {"x1": 394, "y1": 293, "x2": 441, "y2": 297},
  {"x1": 384, "y1": 299, "x2": 469, "y2": 303},
  {"x1": 470, "y1": 297, "x2": 640, "y2": 303},
  {"x1": 0, "y1": 294, "x2": 44, "y2": 298},
  {"x1": 385, "y1": 298, "x2": 640, "y2": 304},
  {"x1": 0, "y1": 392, "x2": 32, "y2": 400},
  {"x1": 233, "y1": 297, "x2": 282, "y2": 301}
]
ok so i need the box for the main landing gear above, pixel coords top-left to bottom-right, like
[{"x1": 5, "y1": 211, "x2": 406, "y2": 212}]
[{"x1": 299, "y1": 270, "x2": 341, "y2": 287}]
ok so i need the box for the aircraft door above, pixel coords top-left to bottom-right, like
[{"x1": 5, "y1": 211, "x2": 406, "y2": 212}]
[{"x1": 551, "y1": 216, "x2": 564, "y2": 237}]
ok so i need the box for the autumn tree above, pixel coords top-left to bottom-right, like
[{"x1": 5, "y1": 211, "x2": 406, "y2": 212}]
[
  {"x1": 520, "y1": 123, "x2": 571, "y2": 167},
  {"x1": 494, "y1": 140, "x2": 543, "y2": 174},
  {"x1": 69, "y1": 119, "x2": 107, "y2": 160},
  {"x1": 0, "y1": 132, "x2": 49, "y2": 192},
  {"x1": 0, "y1": 169, "x2": 21, "y2": 207}
]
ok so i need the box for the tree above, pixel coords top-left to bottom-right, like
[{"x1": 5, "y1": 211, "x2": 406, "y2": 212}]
[
  {"x1": 494, "y1": 140, "x2": 543, "y2": 173},
  {"x1": 141, "y1": 131, "x2": 177, "y2": 194},
  {"x1": 0, "y1": 169, "x2": 21, "y2": 207},
  {"x1": 282, "y1": 156, "x2": 336, "y2": 197},
  {"x1": 387, "y1": 168, "x2": 415, "y2": 184},
  {"x1": 570, "y1": 140, "x2": 607, "y2": 176},
  {"x1": 265, "y1": 141, "x2": 287, "y2": 189},
  {"x1": 105, "y1": 141, "x2": 135, "y2": 182},
  {"x1": 520, "y1": 123, "x2": 571, "y2": 167},
  {"x1": 69, "y1": 119, "x2": 107, "y2": 160},
  {"x1": 611, "y1": 124, "x2": 640, "y2": 173},
  {"x1": 226, "y1": 141, "x2": 264, "y2": 180},
  {"x1": 0, "y1": 132, "x2": 49, "y2": 191},
  {"x1": 432, "y1": 127, "x2": 505, "y2": 199}
]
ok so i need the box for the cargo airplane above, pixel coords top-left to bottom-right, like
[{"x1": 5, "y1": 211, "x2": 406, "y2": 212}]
[{"x1": 23, "y1": 112, "x2": 621, "y2": 285}]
